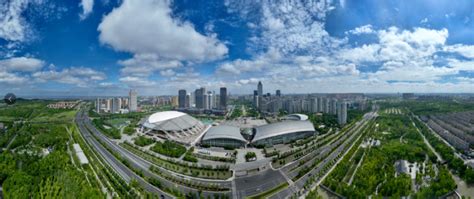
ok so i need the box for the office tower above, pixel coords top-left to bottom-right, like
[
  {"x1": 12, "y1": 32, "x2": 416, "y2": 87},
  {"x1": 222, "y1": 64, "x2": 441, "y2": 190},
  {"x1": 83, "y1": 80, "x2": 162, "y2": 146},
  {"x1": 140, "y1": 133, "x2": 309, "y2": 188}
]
[
  {"x1": 203, "y1": 92, "x2": 209, "y2": 109},
  {"x1": 331, "y1": 99, "x2": 338, "y2": 115},
  {"x1": 190, "y1": 92, "x2": 195, "y2": 107},
  {"x1": 185, "y1": 94, "x2": 190, "y2": 108},
  {"x1": 195, "y1": 88, "x2": 205, "y2": 109},
  {"x1": 276, "y1": 90, "x2": 281, "y2": 97},
  {"x1": 178, "y1": 89, "x2": 186, "y2": 108},
  {"x1": 220, "y1": 87, "x2": 227, "y2": 110},
  {"x1": 129, "y1": 89, "x2": 138, "y2": 112},
  {"x1": 212, "y1": 91, "x2": 217, "y2": 109},
  {"x1": 337, "y1": 102, "x2": 348, "y2": 125},
  {"x1": 253, "y1": 90, "x2": 259, "y2": 108},
  {"x1": 257, "y1": 81, "x2": 263, "y2": 109}
]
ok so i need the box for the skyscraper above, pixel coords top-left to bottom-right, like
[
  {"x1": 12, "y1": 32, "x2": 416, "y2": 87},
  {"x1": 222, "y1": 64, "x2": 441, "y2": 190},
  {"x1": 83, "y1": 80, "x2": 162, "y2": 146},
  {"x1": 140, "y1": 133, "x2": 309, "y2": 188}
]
[
  {"x1": 203, "y1": 91, "x2": 209, "y2": 109},
  {"x1": 220, "y1": 87, "x2": 227, "y2": 110},
  {"x1": 195, "y1": 88, "x2": 206, "y2": 109},
  {"x1": 195, "y1": 88, "x2": 202, "y2": 109},
  {"x1": 257, "y1": 81, "x2": 263, "y2": 109},
  {"x1": 276, "y1": 90, "x2": 281, "y2": 97},
  {"x1": 253, "y1": 90, "x2": 259, "y2": 108},
  {"x1": 129, "y1": 89, "x2": 138, "y2": 112},
  {"x1": 337, "y1": 101, "x2": 348, "y2": 125},
  {"x1": 178, "y1": 89, "x2": 186, "y2": 108}
]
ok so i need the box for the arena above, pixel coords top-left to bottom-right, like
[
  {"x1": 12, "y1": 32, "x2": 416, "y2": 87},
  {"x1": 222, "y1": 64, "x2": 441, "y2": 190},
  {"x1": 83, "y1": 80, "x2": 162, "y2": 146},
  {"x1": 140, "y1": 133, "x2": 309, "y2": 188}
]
[
  {"x1": 201, "y1": 125, "x2": 247, "y2": 148},
  {"x1": 251, "y1": 120, "x2": 316, "y2": 147},
  {"x1": 140, "y1": 111, "x2": 207, "y2": 145}
]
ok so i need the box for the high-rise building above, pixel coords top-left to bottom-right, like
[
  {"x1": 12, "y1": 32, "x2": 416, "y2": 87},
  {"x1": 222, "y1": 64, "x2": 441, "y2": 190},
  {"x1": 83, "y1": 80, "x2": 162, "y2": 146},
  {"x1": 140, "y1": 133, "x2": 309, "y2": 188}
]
[
  {"x1": 112, "y1": 97, "x2": 121, "y2": 113},
  {"x1": 310, "y1": 98, "x2": 318, "y2": 113},
  {"x1": 178, "y1": 89, "x2": 186, "y2": 108},
  {"x1": 171, "y1": 96, "x2": 178, "y2": 107},
  {"x1": 220, "y1": 87, "x2": 227, "y2": 110},
  {"x1": 106, "y1": 98, "x2": 112, "y2": 112},
  {"x1": 317, "y1": 97, "x2": 323, "y2": 113},
  {"x1": 337, "y1": 101, "x2": 348, "y2": 125},
  {"x1": 190, "y1": 92, "x2": 195, "y2": 107},
  {"x1": 96, "y1": 98, "x2": 101, "y2": 112},
  {"x1": 276, "y1": 90, "x2": 281, "y2": 97},
  {"x1": 330, "y1": 99, "x2": 338, "y2": 115},
  {"x1": 321, "y1": 98, "x2": 329, "y2": 113},
  {"x1": 129, "y1": 89, "x2": 138, "y2": 112},
  {"x1": 195, "y1": 88, "x2": 206, "y2": 109},
  {"x1": 203, "y1": 92, "x2": 209, "y2": 109},
  {"x1": 185, "y1": 94, "x2": 190, "y2": 108},
  {"x1": 257, "y1": 82, "x2": 263, "y2": 109},
  {"x1": 253, "y1": 90, "x2": 259, "y2": 108},
  {"x1": 122, "y1": 98, "x2": 129, "y2": 109}
]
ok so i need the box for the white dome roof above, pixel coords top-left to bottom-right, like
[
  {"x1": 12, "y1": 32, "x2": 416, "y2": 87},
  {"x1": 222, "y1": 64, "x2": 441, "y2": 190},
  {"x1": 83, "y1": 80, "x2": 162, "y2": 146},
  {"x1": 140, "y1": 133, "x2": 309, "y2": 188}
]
[{"x1": 147, "y1": 111, "x2": 187, "y2": 124}]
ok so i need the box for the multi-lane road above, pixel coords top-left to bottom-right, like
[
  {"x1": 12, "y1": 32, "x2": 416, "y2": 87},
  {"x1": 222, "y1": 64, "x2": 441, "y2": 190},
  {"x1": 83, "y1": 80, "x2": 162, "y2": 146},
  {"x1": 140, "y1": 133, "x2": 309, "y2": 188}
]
[
  {"x1": 77, "y1": 105, "x2": 377, "y2": 199},
  {"x1": 76, "y1": 109, "x2": 233, "y2": 198},
  {"x1": 271, "y1": 111, "x2": 377, "y2": 199},
  {"x1": 75, "y1": 110, "x2": 174, "y2": 198}
]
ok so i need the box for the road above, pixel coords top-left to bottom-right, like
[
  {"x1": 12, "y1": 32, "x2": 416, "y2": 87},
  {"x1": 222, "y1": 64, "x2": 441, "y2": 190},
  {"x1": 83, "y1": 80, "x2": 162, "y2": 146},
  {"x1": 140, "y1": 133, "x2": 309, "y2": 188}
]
[
  {"x1": 75, "y1": 110, "x2": 174, "y2": 199},
  {"x1": 270, "y1": 111, "x2": 377, "y2": 199},
  {"x1": 78, "y1": 110, "x2": 232, "y2": 198}
]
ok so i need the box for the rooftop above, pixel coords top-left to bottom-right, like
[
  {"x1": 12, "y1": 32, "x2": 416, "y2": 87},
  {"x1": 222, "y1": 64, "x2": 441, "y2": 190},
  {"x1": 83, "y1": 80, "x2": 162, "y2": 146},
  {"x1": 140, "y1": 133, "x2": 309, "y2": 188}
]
[
  {"x1": 253, "y1": 120, "x2": 315, "y2": 142},
  {"x1": 202, "y1": 125, "x2": 247, "y2": 143}
]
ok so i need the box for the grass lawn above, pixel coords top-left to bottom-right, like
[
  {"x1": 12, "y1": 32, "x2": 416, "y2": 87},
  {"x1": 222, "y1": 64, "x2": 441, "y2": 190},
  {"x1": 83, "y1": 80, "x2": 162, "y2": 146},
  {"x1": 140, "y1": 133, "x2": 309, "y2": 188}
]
[{"x1": 105, "y1": 118, "x2": 130, "y2": 128}]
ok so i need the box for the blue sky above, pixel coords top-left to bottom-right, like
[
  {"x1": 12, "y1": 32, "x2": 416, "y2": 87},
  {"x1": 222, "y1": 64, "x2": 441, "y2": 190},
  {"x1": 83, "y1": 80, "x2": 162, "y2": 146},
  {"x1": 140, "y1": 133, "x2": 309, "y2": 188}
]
[{"x1": 0, "y1": 0, "x2": 474, "y2": 97}]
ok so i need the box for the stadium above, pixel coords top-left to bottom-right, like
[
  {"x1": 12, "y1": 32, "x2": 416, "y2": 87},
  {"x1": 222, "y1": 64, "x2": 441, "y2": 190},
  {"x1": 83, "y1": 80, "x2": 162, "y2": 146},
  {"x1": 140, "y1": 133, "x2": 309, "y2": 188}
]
[
  {"x1": 283, "y1": 114, "x2": 309, "y2": 121},
  {"x1": 251, "y1": 120, "x2": 316, "y2": 147},
  {"x1": 140, "y1": 111, "x2": 207, "y2": 145},
  {"x1": 201, "y1": 125, "x2": 247, "y2": 148}
]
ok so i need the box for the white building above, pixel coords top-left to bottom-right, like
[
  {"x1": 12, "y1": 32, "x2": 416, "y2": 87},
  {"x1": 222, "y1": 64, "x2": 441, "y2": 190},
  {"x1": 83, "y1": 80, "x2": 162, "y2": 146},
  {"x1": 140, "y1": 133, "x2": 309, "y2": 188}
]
[{"x1": 129, "y1": 89, "x2": 138, "y2": 112}]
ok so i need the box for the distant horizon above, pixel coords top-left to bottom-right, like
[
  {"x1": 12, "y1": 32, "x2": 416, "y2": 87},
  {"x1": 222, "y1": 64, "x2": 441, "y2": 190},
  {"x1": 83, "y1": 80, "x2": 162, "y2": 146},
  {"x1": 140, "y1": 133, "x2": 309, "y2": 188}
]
[{"x1": 6, "y1": 92, "x2": 474, "y2": 100}]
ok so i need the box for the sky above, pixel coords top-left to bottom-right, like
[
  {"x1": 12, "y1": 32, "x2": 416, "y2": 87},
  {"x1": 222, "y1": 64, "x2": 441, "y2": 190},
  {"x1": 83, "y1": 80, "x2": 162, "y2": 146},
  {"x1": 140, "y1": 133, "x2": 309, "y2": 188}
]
[{"x1": 0, "y1": 0, "x2": 474, "y2": 97}]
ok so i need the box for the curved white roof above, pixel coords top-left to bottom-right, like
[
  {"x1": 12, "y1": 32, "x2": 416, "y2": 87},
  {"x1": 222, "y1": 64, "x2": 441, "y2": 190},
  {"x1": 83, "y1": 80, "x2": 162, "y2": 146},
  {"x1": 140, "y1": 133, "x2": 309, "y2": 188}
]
[
  {"x1": 142, "y1": 111, "x2": 201, "y2": 131},
  {"x1": 147, "y1": 111, "x2": 187, "y2": 123},
  {"x1": 202, "y1": 125, "x2": 247, "y2": 143},
  {"x1": 252, "y1": 120, "x2": 315, "y2": 142},
  {"x1": 285, "y1": 114, "x2": 309, "y2": 121}
]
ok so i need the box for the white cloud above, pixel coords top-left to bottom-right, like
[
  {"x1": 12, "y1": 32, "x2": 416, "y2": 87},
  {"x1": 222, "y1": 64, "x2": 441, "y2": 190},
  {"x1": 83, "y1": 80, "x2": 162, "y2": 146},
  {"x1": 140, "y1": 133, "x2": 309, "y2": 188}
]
[
  {"x1": 119, "y1": 54, "x2": 182, "y2": 76},
  {"x1": 346, "y1": 24, "x2": 375, "y2": 35},
  {"x1": 420, "y1": 18, "x2": 428, "y2": 24},
  {"x1": 79, "y1": 0, "x2": 94, "y2": 20},
  {"x1": 0, "y1": 57, "x2": 45, "y2": 72},
  {"x1": 32, "y1": 67, "x2": 106, "y2": 87},
  {"x1": 444, "y1": 44, "x2": 474, "y2": 59},
  {"x1": 160, "y1": 69, "x2": 175, "y2": 77},
  {"x1": 0, "y1": 71, "x2": 28, "y2": 84},
  {"x1": 0, "y1": 0, "x2": 31, "y2": 42},
  {"x1": 119, "y1": 76, "x2": 156, "y2": 87},
  {"x1": 98, "y1": 0, "x2": 228, "y2": 62}
]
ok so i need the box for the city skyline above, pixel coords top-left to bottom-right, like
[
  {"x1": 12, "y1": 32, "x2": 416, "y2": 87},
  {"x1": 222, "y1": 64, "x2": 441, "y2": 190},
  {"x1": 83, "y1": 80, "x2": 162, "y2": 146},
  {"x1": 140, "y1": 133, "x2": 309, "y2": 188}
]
[{"x1": 1, "y1": 0, "x2": 474, "y2": 97}]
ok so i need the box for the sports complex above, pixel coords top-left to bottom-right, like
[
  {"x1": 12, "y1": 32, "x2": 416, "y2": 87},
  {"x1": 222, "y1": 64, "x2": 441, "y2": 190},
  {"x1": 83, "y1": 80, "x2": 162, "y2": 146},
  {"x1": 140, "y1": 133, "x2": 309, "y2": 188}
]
[{"x1": 139, "y1": 110, "x2": 316, "y2": 148}]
